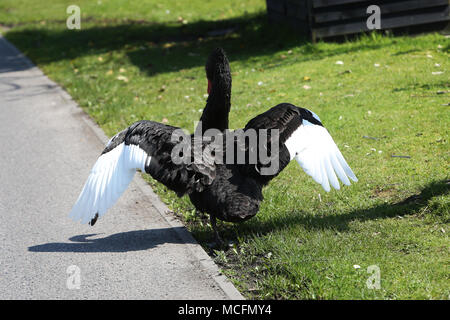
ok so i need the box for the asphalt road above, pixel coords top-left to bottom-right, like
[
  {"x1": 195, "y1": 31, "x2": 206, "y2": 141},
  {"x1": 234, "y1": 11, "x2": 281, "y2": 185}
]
[{"x1": 0, "y1": 35, "x2": 243, "y2": 300}]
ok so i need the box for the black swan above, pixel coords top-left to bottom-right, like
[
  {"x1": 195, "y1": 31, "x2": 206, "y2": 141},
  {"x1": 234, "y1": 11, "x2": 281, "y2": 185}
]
[{"x1": 70, "y1": 48, "x2": 357, "y2": 244}]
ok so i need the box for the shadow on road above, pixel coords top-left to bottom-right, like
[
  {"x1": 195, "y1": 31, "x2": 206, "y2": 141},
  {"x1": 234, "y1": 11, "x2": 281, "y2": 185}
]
[{"x1": 28, "y1": 227, "x2": 196, "y2": 253}]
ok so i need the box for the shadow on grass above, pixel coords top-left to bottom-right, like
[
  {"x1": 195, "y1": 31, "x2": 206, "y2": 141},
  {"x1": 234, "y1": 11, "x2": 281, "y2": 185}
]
[
  {"x1": 392, "y1": 80, "x2": 450, "y2": 92},
  {"x1": 263, "y1": 179, "x2": 448, "y2": 231},
  {"x1": 193, "y1": 179, "x2": 449, "y2": 243},
  {"x1": 5, "y1": 12, "x2": 394, "y2": 77}
]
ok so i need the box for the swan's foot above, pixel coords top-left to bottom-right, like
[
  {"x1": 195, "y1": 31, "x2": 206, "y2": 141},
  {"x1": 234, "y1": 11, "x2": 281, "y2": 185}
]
[{"x1": 89, "y1": 213, "x2": 99, "y2": 226}]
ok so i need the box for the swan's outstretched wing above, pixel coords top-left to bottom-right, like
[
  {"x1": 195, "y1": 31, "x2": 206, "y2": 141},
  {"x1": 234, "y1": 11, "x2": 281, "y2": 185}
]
[
  {"x1": 243, "y1": 103, "x2": 357, "y2": 191},
  {"x1": 70, "y1": 121, "x2": 215, "y2": 225},
  {"x1": 69, "y1": 141, "x2": 147, "y2": 224},
  {"x1": 284, "y1": 118, "x2": 358, "y2": 192}
]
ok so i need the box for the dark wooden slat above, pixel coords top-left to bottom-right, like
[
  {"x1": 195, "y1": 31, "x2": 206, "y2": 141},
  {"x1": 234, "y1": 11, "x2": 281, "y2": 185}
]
[
  {"x1": 285, "y1": 1, "x2": 308, "y2": 19},
  {"x1": 267, "y1": 9, "x2": 287, "y2": 23},
  {"x1": 286, "y1": 2, "x2": 299, "y2": 17},
  {"x1": 267, "y1": 9, "x2": 310, "y2": 34},
  {"x1": 313, "y1": 0, "x2": 369, "y2": 8},
  {"x1": 266, "y1": 0, "x2": 286, "y2": 14},
  {"x1": 306, "y1": 0, "x2": 316, "y2": 42},
  {"x1": 314, "y1": 0, "x2": 450, "y2": 23},
  {"x1": 313, "y1": 7, "x2": 450, "y2": 37}
]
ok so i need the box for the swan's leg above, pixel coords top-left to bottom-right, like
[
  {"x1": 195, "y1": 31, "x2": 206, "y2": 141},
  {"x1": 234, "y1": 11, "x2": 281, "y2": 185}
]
[{"x1": 210, "y1": 215, "x2": 224, "y2": 247}]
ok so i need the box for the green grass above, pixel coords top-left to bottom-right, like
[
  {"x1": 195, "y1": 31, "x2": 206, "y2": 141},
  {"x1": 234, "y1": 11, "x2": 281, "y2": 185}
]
[{"x1": 2, "y1": 0, "x2": 448, "y2": 299}]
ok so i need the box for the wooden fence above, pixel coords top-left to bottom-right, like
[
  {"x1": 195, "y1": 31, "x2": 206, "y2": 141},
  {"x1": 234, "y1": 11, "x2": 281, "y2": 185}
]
[{"x1": 266, "y1": 0, "x2": 450, "y2": 41}]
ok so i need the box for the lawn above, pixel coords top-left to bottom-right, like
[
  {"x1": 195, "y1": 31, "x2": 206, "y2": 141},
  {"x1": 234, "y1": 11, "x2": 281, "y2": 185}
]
[{"x1": 1, "y1": 0, "x2": 448, "y2": 299}]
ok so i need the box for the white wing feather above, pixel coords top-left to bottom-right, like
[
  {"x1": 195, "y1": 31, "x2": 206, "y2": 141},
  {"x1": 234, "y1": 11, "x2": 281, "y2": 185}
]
[
  {"x1": 285, "y1": 119, "x2": 357, "y2": 192},
  {"x1": 69, "y1": 142, "x2": 150, "y2": 224}
]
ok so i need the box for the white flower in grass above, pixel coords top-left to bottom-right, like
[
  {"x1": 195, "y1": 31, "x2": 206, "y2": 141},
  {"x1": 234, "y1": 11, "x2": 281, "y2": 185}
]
[{"x1": 116, "y1": 75, "x2": 128, "y2": 82}]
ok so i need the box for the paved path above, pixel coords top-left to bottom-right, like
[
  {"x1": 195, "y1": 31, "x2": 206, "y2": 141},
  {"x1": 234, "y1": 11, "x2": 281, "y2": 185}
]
[{"x1": 0, "y1": 35, "x2": 243, "y2": 300}]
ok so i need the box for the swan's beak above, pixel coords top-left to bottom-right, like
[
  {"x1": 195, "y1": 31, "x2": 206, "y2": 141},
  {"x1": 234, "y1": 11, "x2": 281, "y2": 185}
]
[{"x1": 207, "y1": 79, "x2": 212, "y2": 94}]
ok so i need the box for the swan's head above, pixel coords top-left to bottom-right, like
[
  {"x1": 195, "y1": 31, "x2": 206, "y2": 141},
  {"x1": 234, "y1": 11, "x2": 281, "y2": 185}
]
[{"x1": 205, "y1": 47, "x2": 231, "y2": 94}]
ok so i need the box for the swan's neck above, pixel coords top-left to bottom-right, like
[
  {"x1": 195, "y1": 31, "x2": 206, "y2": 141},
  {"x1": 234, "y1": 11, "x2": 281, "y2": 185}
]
[{"x1": 199, "y1": 75, "x2": 231, "y2": 134}]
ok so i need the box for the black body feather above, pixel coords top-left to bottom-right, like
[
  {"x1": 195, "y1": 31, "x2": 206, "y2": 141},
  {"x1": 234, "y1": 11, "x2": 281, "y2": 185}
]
[
  {"x1": 95, "y1": 49, "x2": 325, "y2": 224},
  {"x1": 102, "y1": 121, "x2": 216, "y2": 197}
]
